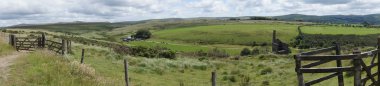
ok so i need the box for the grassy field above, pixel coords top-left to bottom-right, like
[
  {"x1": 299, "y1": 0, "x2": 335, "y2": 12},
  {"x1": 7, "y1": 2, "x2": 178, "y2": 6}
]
[
  {"x1": 126, "y1": 41, "x2": 255, "y2": 55},
  {"x1": 65, "y1": 43, "x2": 375, "y2": 86},
  {"x1": 152, "y1": 23, "x2": 299, "y2": 45},
  {"x1": 4, "y1": 50, "x2": 105, "y2": 86},
  {"x1": 302, "y1": 25, "x2": 380, "y2": 35}
]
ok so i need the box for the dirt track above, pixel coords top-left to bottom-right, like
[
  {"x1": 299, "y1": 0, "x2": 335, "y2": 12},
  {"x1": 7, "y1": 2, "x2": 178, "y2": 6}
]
[{"x1": 0, "y1": 52, "x2": 24, "y2": 82}]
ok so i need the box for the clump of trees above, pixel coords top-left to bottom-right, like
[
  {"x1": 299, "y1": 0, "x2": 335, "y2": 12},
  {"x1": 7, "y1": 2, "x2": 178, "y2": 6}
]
[
  {"x1": 362, "y1": 21, "x2": 371, "y2": 27},
  {"x1": 132, "y1": 29, "x2": 152, "y2": 40},
  {"x1": 249, "y1": 17, "x2": 276, "y2": 20}
]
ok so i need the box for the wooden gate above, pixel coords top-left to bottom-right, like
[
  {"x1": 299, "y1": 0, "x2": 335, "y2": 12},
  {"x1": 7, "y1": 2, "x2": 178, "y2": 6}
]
[
  {"x1": 9, "y1": 34, "x2": 43, "y2": 51},
  {"x1": 294, "y1": 38, "x2": 380, "y2": 86},
  {"x1": 9, "y1": 33, "x2": 69, "y2": 55},
  {"x1": 45, "y1": 39, "x2": 67, "y2": 55}
]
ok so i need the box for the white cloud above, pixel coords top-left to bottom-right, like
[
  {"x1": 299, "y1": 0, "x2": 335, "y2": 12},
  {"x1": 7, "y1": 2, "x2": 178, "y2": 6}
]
[{"x1": 0, "y1": 0, "x2": 379, "y2": 26}]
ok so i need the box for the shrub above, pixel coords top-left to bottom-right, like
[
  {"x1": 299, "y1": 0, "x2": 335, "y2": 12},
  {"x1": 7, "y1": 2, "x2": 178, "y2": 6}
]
[
  {"x1": 260, "y1": 67, "x2": 273, "y2": 75},
  {"x1": 251, "y1": 48, "x2": 260, "y2": 55},
  {"x1": 158, "y1": 50, "x2": 176, "y2": 59},
  {"x1": 239, "y1": 75, "x2": 251, "y2": 86},
  {"x1": 116, "y1": 46, "x2": 176, "y2": 59},
  {"x1": 260, "y1": 42, "x2": 268, "y2": 46},
  {"x1": 207, "y1": 48, "x2": 230, "y2": 58},
  {"x1": 262, "y1": 81, "x2": 270, "y2": 86},
  {"x1": 240, "y1": 48, "x2": 251, "y2": 56},
  {"x1": 250, "y1": 41, "x2": 258, "y2": 47}
]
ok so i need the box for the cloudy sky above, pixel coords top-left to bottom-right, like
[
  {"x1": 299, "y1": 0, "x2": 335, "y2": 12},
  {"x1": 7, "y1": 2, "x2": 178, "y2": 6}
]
[{"x1": 1, "y1": 0, "x2": 380, "y2": 26}]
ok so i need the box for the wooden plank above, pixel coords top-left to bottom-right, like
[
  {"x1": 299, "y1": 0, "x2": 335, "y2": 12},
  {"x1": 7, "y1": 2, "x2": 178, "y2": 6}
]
[
  {"x1": 360, "y1": 60, "x2": 377, "y2": 84},
  {"x1": 363, "y1": 63, "x2": 379, "y2": 70},
  {"x1": 357, "y1": 49, "x2": 379, "y2": 59},
  {"x1": 361, "y1": 72, "x2": 379, "y2": 84},
  {"x1": 46, "y1": 40, "x2": 61, "y2": 44},
  {"x1": 300, "y1": 46, "x2": 335, "y2": 55},
  {"x1": 299, "y1": 55, "x2": 357, "y2": 61},
  {"x1": 15, "y1": 41, "x2": 38, "y2": 42},
  {"x1": 302, "y1": 60, "x2": 333, "y2": 68},
  {"x1": 305, "y1": 73, "x2": 339, "y2": 86},
  {"x1": 300, "y1": 67, "x2": 354, "y2": 73}
]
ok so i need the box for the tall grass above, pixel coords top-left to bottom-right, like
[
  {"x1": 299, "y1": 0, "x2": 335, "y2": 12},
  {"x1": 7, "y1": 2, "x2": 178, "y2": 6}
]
[
  {"x1": 67, "y1": 43, "x2": 326, "y2": 86},
  {"x1": 0, "y1": 35, "x2": 14, "y2": 56},
  {"x1": 3, "y1": 50, "x2": 105, "y2": 86}
]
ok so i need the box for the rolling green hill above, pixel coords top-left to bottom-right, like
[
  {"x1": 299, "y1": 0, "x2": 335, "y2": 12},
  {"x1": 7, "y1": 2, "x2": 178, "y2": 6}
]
[{"x1": 275, "y1": 14, "x2": 380, "y2": 25}]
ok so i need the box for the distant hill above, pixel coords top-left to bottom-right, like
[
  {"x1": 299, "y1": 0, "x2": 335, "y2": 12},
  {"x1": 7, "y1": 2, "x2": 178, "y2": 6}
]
[{"x1": 274, "y1": 14, "x2": 380, "y2": 25}]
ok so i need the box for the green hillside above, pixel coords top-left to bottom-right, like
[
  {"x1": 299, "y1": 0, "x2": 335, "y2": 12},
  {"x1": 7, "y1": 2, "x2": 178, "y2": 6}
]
[
  {"x1": 302, "y1": 25, "x2": 380, "y2": 35},
  {"x1": 152, "y1": 23, "x2": 299, "y2": 45},
  {"x1": 275, "y1": 14, "x2": 380, "y2": 24}
]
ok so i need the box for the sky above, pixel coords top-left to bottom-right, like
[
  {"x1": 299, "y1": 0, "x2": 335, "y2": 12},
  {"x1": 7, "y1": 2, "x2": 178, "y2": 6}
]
[{"x1": 1, "y1": 0, "x2": 380, "y2": 26}]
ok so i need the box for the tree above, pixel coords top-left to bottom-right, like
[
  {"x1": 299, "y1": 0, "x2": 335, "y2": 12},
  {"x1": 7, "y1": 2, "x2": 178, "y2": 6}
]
[
  {"x1": 362, "y1": 21, "x2": 370, "y2": 27},
  {"x1": 240, "y1": 48, "x2": 251, "y2": 56},
  {"x1": 134, "y1": 29, "x2": 151, "y2": 39}
]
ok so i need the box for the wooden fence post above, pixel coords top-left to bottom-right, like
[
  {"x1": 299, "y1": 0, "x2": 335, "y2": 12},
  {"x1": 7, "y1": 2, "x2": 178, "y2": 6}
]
[
  {"x1": 295, "y1": 55, "x2": 305, "y2": 86},
  {"x1": 9, "y1": 34, "x2": 12, "y2": 45},
  {"x1": 272, "y1": 30, "x2": 277, "y2": 53},
  {"x1": 61, "y1": 39, "x2": 67, "y2": 55},
  {"x1": 377, "y1": 37, "x2": 380, "y2": 84},
  {"x1": 13, "y1": 36, "x2": 17, "y2": 51},
  {"x1": 211, "y1": 71, "x2": 216, "y2": 86},
  {"x1": 80, "y1": 49, "x2": 85, "y2": 64},
  {"x1": 124, "y1": 59, "x2": 129, "y2": 86},
  {"x1": 10, "y1": 34, "x2": 16, "y2": 48},
  {"x1": 41, "y1": 33, "x2": 45, "y2": 48},
  {"x1": 335, "y1": 43, "x2": 344, "y2": 86},
  {"x1": 353, "y1": 49, "x2": 361, "y2": 86}
]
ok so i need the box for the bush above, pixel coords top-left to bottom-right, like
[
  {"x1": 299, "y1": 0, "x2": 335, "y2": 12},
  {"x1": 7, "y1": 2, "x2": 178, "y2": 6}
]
[
  {"x1": 260, "y1": 67, "x2": 273, "y2": 75},
  {"x1": 114, "y1": 45, "x2": 176, "y2": 59},
  {"x1": 251, "y1": 48, "x2": 260, "y2": 55},
  {"x1": 207, "y1": 48, "x2": 230, "y2": 58},
  {"x1": 240, "y1": 48, "x2": 251, "y2": 56},
  {"x1": 159, "y1": 50, "x2": 176, "y2": 59},
  {"x1": 239, "y1": 75, "x2": 251, "y2": 86},
  {"x1": 133, "y1": 29, "x2": 151, "y2": 39},
  {"x1": 260, "y1": 42, "x2": 268, "y2": 46}
]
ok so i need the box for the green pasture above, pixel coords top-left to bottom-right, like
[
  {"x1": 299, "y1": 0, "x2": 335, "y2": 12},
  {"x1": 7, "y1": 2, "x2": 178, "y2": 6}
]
[
  {"x1": 302, "y1": 25, "x2": 380, "y2": 35},
  {"x1": 152, "y1": 24, "x2": 299, "y2": 45}
]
